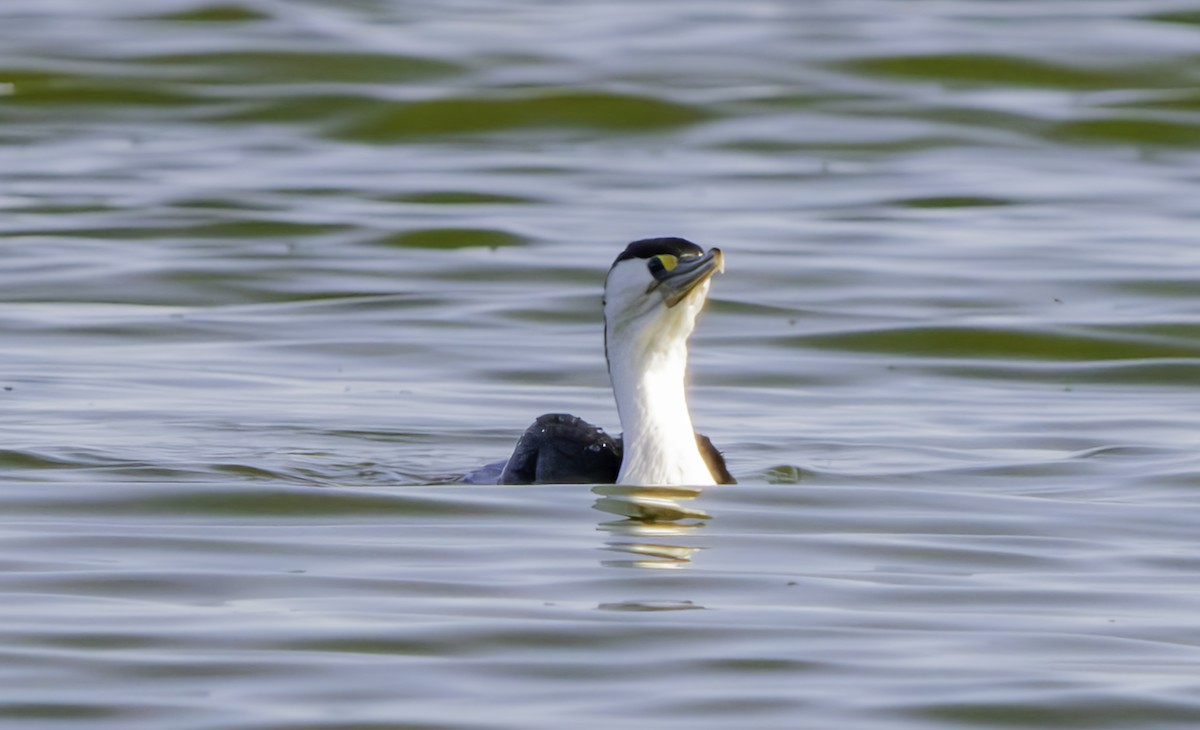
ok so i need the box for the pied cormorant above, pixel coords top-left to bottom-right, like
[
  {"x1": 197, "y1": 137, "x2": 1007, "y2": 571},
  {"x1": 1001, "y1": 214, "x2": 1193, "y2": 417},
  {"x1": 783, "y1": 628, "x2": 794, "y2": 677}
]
[{"x1": 475, "y1": 237, "x2": 734, "y2": 486}]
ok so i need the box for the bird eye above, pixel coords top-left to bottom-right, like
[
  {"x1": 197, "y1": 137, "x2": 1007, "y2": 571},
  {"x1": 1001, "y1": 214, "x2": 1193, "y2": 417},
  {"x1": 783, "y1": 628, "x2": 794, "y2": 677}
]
[{"x1": 649, "y1": 254, "x2": 678, "y2": 275}]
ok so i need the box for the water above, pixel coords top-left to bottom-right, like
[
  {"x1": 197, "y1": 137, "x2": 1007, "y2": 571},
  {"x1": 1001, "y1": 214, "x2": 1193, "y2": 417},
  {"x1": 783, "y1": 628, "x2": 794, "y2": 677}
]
[{"x1": 3, "y1": 1, "x2": 1200, "y2": 727}]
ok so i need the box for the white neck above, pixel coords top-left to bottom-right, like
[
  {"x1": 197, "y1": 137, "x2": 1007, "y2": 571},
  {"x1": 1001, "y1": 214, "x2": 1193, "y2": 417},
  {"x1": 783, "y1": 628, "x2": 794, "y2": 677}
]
[{"x1": 607, "y1": 325, "x2": 716, "y2": 486}]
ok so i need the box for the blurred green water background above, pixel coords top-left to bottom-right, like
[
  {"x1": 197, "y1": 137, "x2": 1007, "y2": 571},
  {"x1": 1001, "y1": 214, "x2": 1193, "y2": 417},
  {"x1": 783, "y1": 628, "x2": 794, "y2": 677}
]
[{"x1": 2, "y1": 1, "x2": 1199, "y2": 728}]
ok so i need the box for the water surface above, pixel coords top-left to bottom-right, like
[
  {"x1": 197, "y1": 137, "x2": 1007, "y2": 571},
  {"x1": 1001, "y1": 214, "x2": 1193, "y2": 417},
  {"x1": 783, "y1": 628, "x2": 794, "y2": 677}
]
[{"x1": 2, "y1": 1, "x2": 1199, "y2": 728}]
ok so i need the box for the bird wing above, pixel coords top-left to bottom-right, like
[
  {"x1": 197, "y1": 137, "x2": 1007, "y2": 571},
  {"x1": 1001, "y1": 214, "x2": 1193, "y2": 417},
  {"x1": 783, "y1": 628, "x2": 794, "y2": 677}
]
[{"x1": 499, "y1": 413, "x2": 622, "y2": 484}]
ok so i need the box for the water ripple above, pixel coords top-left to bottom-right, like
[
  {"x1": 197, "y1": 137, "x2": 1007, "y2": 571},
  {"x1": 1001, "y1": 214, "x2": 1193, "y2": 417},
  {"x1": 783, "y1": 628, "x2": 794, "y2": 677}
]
[{"x1": 3, "y1": 1, "x2": 1200, "y2": 728}]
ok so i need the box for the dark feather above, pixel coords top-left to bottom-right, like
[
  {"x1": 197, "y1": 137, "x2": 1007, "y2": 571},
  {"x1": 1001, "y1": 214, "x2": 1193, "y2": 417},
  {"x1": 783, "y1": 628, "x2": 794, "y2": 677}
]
[
  {"x1": 498, "y1": 412, "x2": 734, "y2": 485},
  {"x1": 499, "y1": 414, "x2": 621, "y2": 484},
  {"x1": 612, "y1": 237, "x2": 704, "y2": 264}
]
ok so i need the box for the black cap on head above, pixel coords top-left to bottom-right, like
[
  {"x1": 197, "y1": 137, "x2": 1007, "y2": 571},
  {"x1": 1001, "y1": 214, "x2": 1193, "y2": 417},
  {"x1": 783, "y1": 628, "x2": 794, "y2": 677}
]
[{"x1": 612, "y1": 237, "x2": 704, "y2": 266}]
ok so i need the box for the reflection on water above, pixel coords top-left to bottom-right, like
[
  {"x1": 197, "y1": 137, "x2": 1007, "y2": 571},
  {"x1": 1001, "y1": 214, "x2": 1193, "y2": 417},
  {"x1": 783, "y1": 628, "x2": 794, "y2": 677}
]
[
  {"x1": 594, "y1": 484, "x2": 710, "y2": 569},
  {"x1": 592, "y1": 484, "x2": 711, "y2": 523}
]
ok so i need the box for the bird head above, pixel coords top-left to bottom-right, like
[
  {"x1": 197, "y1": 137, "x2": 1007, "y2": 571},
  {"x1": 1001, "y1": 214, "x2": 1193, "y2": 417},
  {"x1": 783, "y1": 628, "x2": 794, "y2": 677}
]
[{"x1": 603, "y1": 237, "x2": 724, "y2": 363}]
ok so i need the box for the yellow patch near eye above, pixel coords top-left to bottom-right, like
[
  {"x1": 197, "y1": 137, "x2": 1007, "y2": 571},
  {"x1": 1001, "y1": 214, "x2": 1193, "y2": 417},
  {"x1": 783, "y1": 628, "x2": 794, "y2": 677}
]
[{"x1": 655, "y1": 254, "x2": 678, "y2": 271}]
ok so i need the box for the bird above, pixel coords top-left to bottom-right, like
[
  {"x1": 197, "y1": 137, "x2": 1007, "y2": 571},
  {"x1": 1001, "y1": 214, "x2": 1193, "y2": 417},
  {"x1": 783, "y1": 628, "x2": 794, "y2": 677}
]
[{"x1": 470, "y1": 237, "x2": 734, "y2": 486}]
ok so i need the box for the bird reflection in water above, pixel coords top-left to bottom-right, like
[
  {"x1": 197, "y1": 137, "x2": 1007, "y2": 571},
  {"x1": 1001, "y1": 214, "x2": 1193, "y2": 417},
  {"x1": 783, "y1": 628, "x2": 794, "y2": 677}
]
[{"x1": 592, "y1": 484, "x2": 709, "y2": 569}]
